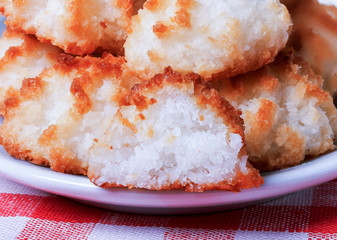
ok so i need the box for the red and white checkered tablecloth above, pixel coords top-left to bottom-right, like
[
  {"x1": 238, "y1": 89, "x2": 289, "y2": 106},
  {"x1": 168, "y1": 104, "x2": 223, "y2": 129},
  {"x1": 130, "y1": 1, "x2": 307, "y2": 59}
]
[{"x1": 1, "y1": 175, "x2": 337, "y2": 240}]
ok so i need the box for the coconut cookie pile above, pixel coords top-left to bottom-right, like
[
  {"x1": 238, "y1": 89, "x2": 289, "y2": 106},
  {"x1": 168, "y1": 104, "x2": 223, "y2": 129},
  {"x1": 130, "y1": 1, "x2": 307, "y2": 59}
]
[{"x1": 0, "y1": 0, "x2": 335, "y2": 192}]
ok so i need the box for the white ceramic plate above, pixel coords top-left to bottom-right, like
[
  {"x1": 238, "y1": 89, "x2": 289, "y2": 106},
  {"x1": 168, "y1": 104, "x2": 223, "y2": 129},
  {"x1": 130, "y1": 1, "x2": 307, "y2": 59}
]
[
  {"x1": 0, "y1": 18, "x2": 336, "y2": 215},
  {"x1": 0, "y1": 145, "x2": 336, "y2": 215}
]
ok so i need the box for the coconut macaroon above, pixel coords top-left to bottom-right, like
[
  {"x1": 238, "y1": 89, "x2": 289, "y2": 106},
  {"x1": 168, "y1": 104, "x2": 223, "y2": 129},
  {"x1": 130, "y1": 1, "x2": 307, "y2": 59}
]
[
  {"x1": 213, "y1": 53, "x2": 337, "y2": 171},
  {"x1": 0, "y1": 0, "x2": 133, "y2": 55},
  {"x1": 88, "y1": 68, "x2": 263, "y2": 192},
  {"x1": 0, "y1": 30, "x2": 61, "y2": 108},
  {"x1": 283, "y1": 0, "x2": 337, "y2": 98},
  {"x1": 125, "y1": 0, "x2": 292, "y2": 80},
  {"x1": 0, "y1": 53, "x2": 263, "y2": 191},
  {"x1": 0, "y1": 54, "x2": 134, "y2": 174}
]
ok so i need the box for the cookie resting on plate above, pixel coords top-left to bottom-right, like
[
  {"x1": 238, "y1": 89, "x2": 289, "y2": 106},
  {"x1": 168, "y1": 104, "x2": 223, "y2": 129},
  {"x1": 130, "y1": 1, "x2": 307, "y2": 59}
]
[
  {"x1": 0, "y1": 0, "x2": 133, "y2": 55},
  {"x1": 0, "y1": 53, "x2": 263, "y2": 192},
  {"x1": 213, "y1": 52, "x2": 337, "y2": 171},
  {"x1": 124, "y1": 0, "x2": 292, "y2": 80},
  {"x1": 0, "y1": 30, "x2": 61, "y2": 109}
]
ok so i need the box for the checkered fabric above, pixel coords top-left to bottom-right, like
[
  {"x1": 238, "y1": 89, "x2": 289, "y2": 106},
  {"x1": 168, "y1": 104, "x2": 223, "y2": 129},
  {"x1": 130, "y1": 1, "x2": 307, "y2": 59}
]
[{"x1": 1, "y1": 175, "x2": 337, "y2": 240}]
